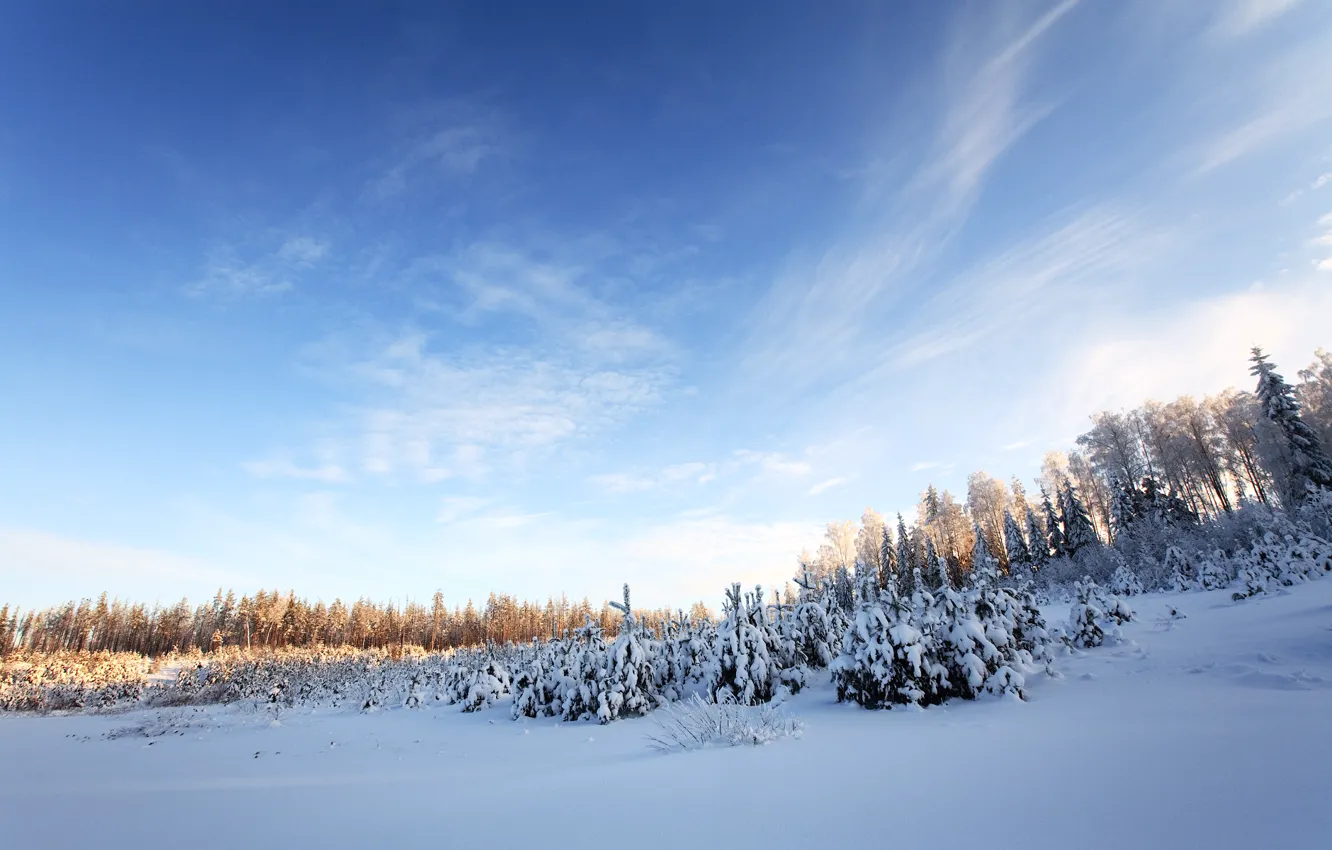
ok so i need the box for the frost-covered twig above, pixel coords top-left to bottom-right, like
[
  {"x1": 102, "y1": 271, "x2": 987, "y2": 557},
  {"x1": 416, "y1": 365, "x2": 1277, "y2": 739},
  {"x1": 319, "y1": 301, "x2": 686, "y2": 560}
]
[{"x1": 645, "y1": 693, "x2": 804, "y2": 753}]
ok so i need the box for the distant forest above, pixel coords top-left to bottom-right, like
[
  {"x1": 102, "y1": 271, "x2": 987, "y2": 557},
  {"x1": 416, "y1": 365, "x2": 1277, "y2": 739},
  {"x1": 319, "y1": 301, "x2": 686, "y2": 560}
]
[{"x1": 3, "y1": 346, "x2": 1330, "y2": 658}]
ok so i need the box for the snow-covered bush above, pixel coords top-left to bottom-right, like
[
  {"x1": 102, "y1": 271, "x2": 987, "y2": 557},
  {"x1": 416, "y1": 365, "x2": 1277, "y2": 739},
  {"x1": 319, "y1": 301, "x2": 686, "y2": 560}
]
[
  {"x1": 597, "y1": 585, "x2": 657, "y2": 723},
  {"x1": 711, "y1": 585, "x2": 777, "y2": 706},
  {"x1": 1109, "y1": 561, "x2": 1143, "y2": 597},
  {"x1": 645, "y1": 693, "x2": 803, "y2": 753},
  {"x1": 1068, "y1": 578, "x2": 1105, "y2": 649}
]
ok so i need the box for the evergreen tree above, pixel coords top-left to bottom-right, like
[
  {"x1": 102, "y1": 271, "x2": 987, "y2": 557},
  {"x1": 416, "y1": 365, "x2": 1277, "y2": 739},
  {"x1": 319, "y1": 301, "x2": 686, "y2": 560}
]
[
  {"x1": 831, "y1": 578, "x2": 931, "y2": 709},
  {"x1": 1025, "y1": 506, "x2": 1048, "y2": 569},
  {"x1": 880, "y1": 524, "x2": 897, "y2": 590},
  {"x1": 712, "y1": 584, "x2": 777, "y2": 706},
  {"x1": 597, "y1": 585, "x2": 656, "y2": 723},
  {"x1": 1042, "y1": 489, "x2": 1064, "y2": 558},
  {"x1": 1002, "y1": 509, "x2": 1031, "y2": 576},
  {"x1": 1251, "y1": 347, "x2": 1332, "y2": 504},
  {"x1": 1061, "y1": 481, "x2": 1100, "y2": 555},
  {"x1": 895, "y1": 514, "x2": 915, "y2": 597}
]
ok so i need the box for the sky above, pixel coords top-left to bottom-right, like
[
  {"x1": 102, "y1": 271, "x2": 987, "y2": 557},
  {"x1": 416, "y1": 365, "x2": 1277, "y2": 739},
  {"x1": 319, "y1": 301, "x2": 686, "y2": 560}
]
[{"x1": 2, "y1": 0, "x2": 1332, "y2": 613}]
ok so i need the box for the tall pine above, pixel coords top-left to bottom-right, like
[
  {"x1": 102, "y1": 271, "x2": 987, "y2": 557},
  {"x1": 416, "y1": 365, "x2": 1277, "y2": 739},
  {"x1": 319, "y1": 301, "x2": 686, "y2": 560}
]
[{"x1": 1251, "y1": 347, "x2": 1332, "y2": 504}]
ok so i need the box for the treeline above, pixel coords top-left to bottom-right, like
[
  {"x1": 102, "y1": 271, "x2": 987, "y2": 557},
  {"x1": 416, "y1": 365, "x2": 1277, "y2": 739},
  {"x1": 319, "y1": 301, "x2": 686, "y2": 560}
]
[
  {"x1": 0, "y1": 589, "x2": 712, "y2": 658},
  {"x1": 799, "y1": 347, "x2": 1332, "y2": 589},
  {"x1": 5, "y1": 346, "x2": 1330, "y2": 660}
]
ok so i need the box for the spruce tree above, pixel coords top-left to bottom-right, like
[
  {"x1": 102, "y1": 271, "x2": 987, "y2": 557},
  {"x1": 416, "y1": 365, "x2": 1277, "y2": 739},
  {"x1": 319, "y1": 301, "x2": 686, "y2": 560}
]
[
  {"x1": 1002, "y1": 509, "x2": 1031, "y2": 576},
  {"x1": 895, "y1": 514, "x2": 915, "y2": 597},
  {"x1": 1061, "y1": 481, "x2": 1100, "y2": 556},
  {"x1": 880, "y1": 524, "x2": 897, "y2": 591},
  {"x1": 1025, "y1": 506, "x2": 1048, "y2": 568},
  {"x1": 597, "y1": 585, "x2": 656, "y2": 723},
  {"x1": 1042, "y1": 489, "x2": 1064, "y2": 558},
  {"x1": 1251, "y1": 347, "x2": 1332, "y2": 504}
]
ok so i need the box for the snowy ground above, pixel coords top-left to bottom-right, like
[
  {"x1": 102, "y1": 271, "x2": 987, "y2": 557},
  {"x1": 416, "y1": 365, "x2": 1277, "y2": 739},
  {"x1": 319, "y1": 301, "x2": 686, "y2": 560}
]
[{"x1": 4, "y1": 582, "x2": 1331, "y2": 850}]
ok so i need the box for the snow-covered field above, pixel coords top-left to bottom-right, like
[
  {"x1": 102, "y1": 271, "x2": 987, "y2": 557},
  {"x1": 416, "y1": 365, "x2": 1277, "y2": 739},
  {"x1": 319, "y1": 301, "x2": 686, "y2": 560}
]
[{"x1": 4, "y1": 582, "x2": 1331, "y2": 850}]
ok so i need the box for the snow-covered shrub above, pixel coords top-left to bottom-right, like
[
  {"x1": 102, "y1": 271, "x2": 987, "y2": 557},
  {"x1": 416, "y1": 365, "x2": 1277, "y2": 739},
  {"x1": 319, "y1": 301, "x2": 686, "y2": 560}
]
[
  {"x1": 597, "y1": 585, "x2": 657, "y2": 723},
  {"x1": 461, "y1": 659, "x2": 509, "y2": 713},
  {"x1": 560, "y1": 618, "x2": 606, "y2": 722},
  {"x1": 1109, "y1": 561, "x2": 1143, "y2": 597},
  {"x1": 1198, "y1": 550, "x2": 1234, "y2": 591},
  {"x1": 711, "y1": 585, "x2": 777, "y2": 706},
  {"x1": 831, "y1": 584, "x2": 931, "y2": 709},
  {"x1": 1166, "y1": 546, "x2": 1196, "y2": 593},
  {"x1": 1068, "y1": 578, "x2": 1105, "y2": 649},
  {"x1": 645, "y1": 693, "x2": 803, "y2": 753}
]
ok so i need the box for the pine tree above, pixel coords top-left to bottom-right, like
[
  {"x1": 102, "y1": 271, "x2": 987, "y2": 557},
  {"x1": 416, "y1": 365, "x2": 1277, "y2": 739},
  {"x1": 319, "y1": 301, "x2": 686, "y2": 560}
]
[
  {"x1": 880, "y1": 524, "x2": 897, "y2": 591},
  {"x1": 1042, "y1": 489, "x2": 1064, "y2": 558},
  {"x1": 1061, "y1": 481, "x2": 1100, "y2": 555},
  {"x1": 1025, "y1": 506, "x2": 1048, "y2": 569},
  {"x1": 1251, "y1": 347, "x2": 1332, "y2": 504},
  {"x1": 896, "y1": 514, "x2": 915, "y2": 598},
  {"x1": 1068, "y1": 578, "x2": 1104, "y2": 649},
  {"x1": 598, "y1": 585, "x2": 656, "y2": 722},
  {"x1": 1002, "y1": 509, "x2": 1031, "y2": 577},
  {"x1": 792, "y1": 569, "x2": 835, "y2": 669},
  {"x1": 831, "y1": 576, "x2": 930, "y2": 709},
  {"x1": 712, "y1": 584, "x2": 776, "y2": 706}
]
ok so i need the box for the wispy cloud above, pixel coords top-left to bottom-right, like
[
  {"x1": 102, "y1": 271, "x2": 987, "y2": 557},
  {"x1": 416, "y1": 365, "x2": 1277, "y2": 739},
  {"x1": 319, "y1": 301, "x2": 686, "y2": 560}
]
[
  {"x1": 0, "y1": 528, "x2": 246, "y2": 606},
  {"x1": 807, "y1": 476, "x2": 847, "y2": 496},
  {"x1": 591, "y1": 462, "x2": 714, "y2": 494},
  {"x1": 243, "y1": 458, "x2": 347, "y2": 483},
  {"x1": 318, "y1": 331, "x2": 672, "y2": 481},
  {"x1": 1190, "y1": 17, "x2": 1332, "y2": 175},
  {"x1": 733, "y1": 450, "x2": 812, "y2": 477},
  {"x1": 886, "y1": 206, "x2": 1156, "y2": 368},
  {"x1": 1208, "y1": 0, "x2": 1304, "y2": 41},
  {"x1": 184, "y1": 233, "x2": 330, "y2": 298},
  {"x1": 365, "y1": 102, "x2": 505, "y2": 201},
  {"x1": 741, "y1": 1, "x2": 1079, "y2": 392}
]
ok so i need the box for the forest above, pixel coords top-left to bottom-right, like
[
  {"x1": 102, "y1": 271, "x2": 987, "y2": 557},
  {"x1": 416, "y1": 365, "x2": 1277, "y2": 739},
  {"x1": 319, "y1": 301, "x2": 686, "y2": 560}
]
[{"x1": 3, "y1": 346, "x2": 1331, "y2": 662}]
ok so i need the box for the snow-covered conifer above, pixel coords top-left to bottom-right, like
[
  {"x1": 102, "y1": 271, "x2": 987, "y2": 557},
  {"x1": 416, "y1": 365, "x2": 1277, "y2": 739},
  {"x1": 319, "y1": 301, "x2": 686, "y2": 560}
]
[
  {"x1": 831, "y1": 577, "x2": 931, "y2": 709},
  {"x1": 1003, "y1": 509, "x2": 1031, "y2": 577},
  {"x1": 1252, "y1": 348, "x2": 1332, "y2": 504},
  {"x1": 712, "y1": 584, "x2": 776, "y2": 706},
  {"x1": 1025, "y1": 506, "x2": 1049, "y2": 569},
  {"x1": 597, "y1": 585, "x2": 657, "y2": 723},
  {"x1": 1068, "y1": 578, "x2": 1105, "y2": 649},
  {"x1": 1042, "y1": 489, "x2": 1064, "y2": 559},
  {"x1": 1061, "y1": 482, "x2": 1100, "y2": 555},
  {"x1": 1166, "y1": 546, "x2": 1195, "y2": 592},
  {"x1": 1109, "y1": 560, "x2": 1143, "y2": 597}
]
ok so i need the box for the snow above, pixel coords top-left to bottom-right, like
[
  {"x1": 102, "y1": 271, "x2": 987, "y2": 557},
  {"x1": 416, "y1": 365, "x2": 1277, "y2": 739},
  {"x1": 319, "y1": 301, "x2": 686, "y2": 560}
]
[{"x1": 4, "y1": 581, "x2": 1332, "y2": 849}]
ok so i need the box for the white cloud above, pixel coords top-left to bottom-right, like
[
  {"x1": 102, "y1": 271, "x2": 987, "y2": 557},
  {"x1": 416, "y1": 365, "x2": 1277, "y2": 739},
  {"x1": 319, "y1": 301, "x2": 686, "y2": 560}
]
[
  {"x1": 591, "y1": 462, "x2": 714, "y2": 494},
  {"x1": 1209, "y1": 0, "x2": 1304, "y2": 41},
  {"x1": 243, "y1": 458, "x2": 347, "y2": 483},
  {"x1": 365, "y1": 104, "x2": 504, "y2": 201},
  {"x1": 337, "y1": 332, "x2": 670, "y2": 480},
  {"x1": 741, "y1": 1, "x2": 1078, "y2": 391},
  {"x1": 1316, "y1": 258, "x2": 1332, "y2": 271},
  {"x1": 887, "y1": 206, "x2": 1155, "y2": 368},
  {"x1": 0, "y1": 528, "x2": 243, "y2": 607},
  {"x1": 184, "y1": 234, "x2": 330, "y2": 298},
  {"x1": 910, "y1": 461, "x2": 941, "y2": 472},
  {"x1": 1051, "y1": 276, "x2": 1332, "y2": 435},
  {"x1": 1190, "y1": 22, "x2": 1332, "y2": 175},
  {"x1": 733, "y1": 450, "x2": 812, "y2": 477},
  {"x1": 277, "y1": 236, "x2": 329, "y2": 266},
  {"x1": 807, "y1": 476, "x2": 847, "y2": 496},
  {"x1": 436, "y1": 496, "x2": 491, "y2": 524}
]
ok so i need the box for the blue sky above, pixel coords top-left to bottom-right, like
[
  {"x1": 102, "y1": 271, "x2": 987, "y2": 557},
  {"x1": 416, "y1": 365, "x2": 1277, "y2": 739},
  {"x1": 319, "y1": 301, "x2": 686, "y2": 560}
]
[{"x1": 3, "y1": 0, "x2": 1332, "y2": 611}]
